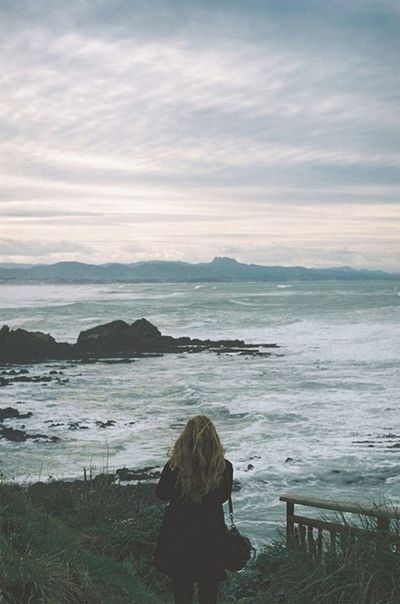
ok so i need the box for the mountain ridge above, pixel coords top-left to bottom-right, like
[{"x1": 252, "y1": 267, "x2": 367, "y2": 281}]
[{"x1": 0, "y1": 257, "x2": 397, "y2": 282}]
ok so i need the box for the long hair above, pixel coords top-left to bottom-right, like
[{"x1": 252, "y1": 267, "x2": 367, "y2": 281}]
[{"x1": 169, "y1": 415, "x2": 226, "y2": 504}]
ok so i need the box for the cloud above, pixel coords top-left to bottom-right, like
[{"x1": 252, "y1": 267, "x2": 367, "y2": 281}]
[
  {"x1": 0, "y1": 0, "x2": 399, "y2": 268},
  {"x1": 0, "y1": 238, "x2": 91, "y2": 258},
  {"x1": 219, "y1": 243, "x2": 400, "y2": 273}
]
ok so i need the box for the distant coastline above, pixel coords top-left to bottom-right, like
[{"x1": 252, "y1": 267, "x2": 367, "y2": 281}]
[{"x1": 0, "y1": 256, "x2": 398, "y2": 283}]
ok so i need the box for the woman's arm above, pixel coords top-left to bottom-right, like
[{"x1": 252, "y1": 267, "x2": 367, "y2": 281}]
[
  {"x1": 155, "y1": 462, "x2": 176, "y2": 500},
  {"x1": 220, "y1": 460, "x2": 233, "y2": 503}
]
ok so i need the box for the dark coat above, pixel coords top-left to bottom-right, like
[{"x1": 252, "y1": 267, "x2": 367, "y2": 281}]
[{"x1": 153, "y1": 458, "x2": 233, "y2": 581}]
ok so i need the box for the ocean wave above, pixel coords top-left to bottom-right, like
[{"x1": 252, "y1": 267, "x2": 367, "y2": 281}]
[
  {"x1": 2, "y1": 280, "x2": 399, "y2": 543},
  {"x1": 229, "y1": 299, "x2": 256, "y2": 306}
]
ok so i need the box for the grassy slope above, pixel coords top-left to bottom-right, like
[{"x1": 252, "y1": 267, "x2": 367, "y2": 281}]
[
  {"x1": 1, "y1": 477, "x2": 400, "y2": 603},
  {"x1": 0, "y1": 477, "x2": 170, "y2": 603}
]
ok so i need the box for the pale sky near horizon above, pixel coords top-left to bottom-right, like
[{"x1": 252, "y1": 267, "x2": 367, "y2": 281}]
[{"x1": 0, "y1": 0, "x2": 399, "y2": 270}]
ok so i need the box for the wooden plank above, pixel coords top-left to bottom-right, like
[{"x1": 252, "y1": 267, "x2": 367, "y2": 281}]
[
  {"x1": 307, "y1": 525, "x2": 315, "y2": 558},
  {"x1": 290, "y1": 514, "x2": 400, "y2": 545},
  {"x1": 280, "y1": 492, "x2": 400, "y2": 519},
  {"x1": 291, "y1": 514, "x2": 360, "y2": 535}
]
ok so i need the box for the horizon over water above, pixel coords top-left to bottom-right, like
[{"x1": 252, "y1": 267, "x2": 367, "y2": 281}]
[{"x1": 0, "y1": 280, "x2": 399, "y2": 544}]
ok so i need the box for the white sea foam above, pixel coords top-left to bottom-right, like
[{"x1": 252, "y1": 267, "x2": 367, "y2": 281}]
[{"x1": 0, "y1": 280, "x2": 399, "y2": 544}]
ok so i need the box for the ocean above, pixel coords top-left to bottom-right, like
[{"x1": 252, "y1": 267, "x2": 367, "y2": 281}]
[{"x1": 0, "y1": 280, "x2": 399, "y2": 544}]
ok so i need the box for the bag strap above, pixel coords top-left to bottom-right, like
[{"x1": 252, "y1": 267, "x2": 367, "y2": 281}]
[{"x1": 228, "y1": 495, "x2": 235, "y2": 528}]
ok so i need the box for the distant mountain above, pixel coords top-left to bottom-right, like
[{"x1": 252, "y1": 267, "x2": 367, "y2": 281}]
[{"x1": 0, "y1": 257, "x2": 397, "y2": 283}]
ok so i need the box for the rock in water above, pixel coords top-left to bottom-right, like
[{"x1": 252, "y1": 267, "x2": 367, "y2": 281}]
[
  {"x1": 76, "y1": 320, "x2": 130, "y2": 354},
  {"x1": 0, "y1": 407, "x2": 33, "y2": 422},
  {"x1": 0, "y1": 318, "x2": 278, "y2": 363},
  {"x1": 129, "y1": 318, "x2": 162, "y2": 346},
  {"x1": 0, "y1": 426, "x2": 28, "y2": 441},
  {"x1": 95, "y1": 420, "x2": 116, "y2": 428},
  {"x1": 116, "y1": 466, "x2": 161, "y2": 481},
  {"x1": 76, "y1": 318, "x2": 162, "y2": 354},
  {"x1": 0, "y1": 325, "x2": 72, "y2": 363},
  {"x1": 0, "y1": 426, "x2": 60, "y2": 443}
]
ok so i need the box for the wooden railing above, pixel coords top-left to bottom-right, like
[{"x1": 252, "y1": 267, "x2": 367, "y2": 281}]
[{"x1": 280, "y1": 492, "x2": 400, "y2": 559}]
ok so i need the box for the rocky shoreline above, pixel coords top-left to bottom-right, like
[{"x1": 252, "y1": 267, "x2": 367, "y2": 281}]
[
  {"x1": 0, "y1": 401, "x2": 244, "y2": 488},
  {"x1": 0, "y1": 318, "x2": 279, "y2": 455},
  {"x1": 0, "y1": 318, "x2": 278, "y2": 364}
]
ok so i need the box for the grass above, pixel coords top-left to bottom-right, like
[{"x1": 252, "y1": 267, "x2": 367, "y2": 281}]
[
  {"x1": 221, "y1": 511, "x2": 400, "y2": 604},
  {"x1": 0, "y1": 476, "x2": 170, "y2": 603},
  {"x1": 1, "y1": 474, "x2": 400, "y2": 603}
]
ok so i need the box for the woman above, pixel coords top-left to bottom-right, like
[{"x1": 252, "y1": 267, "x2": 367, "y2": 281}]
[{"x1": 154, "y1": 415, "x2": 233, "y2": 604}]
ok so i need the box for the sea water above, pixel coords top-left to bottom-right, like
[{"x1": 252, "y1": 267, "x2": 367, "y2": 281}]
[{"x1": 0, "y1": 280, "x2": 399, "y2": 544}]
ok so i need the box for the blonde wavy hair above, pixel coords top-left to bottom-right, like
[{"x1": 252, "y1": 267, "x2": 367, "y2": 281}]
[{"x1": 169, "y1": 415, "x2": 226, "y2": 504}]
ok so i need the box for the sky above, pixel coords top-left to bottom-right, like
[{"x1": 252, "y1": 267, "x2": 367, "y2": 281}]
[{"x1": 0, "y1": 0, "x2": 399, "y2": 270}]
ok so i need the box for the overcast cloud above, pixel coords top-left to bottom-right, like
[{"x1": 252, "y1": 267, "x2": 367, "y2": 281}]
[{"x1": 0, "y1": 0, "x2": 399, "y2": 269}]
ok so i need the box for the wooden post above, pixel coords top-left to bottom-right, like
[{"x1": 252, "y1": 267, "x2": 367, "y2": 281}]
[
  {"x1": 286, "y1": 501, "x2": 294, "y2": 547},
  {"x1": 330, "y1": 530, "x2": 336, "y2": 558},
  {"x1": 299, "y1": 524, "x2": 306, "y2": 550},
  {"x1": 307, "y1": 525, "x2": 315, "y2": 559},
  {"x1": 317, "y1": 528, "x2": 323, "y2": 561}
]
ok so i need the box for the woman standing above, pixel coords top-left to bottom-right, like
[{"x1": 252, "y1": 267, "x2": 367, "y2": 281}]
[{"x1": 154, "y1": 415, "x2": 233, "y2": 604}]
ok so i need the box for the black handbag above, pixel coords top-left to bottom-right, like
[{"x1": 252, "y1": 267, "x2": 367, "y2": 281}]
[{"x1": 224, "y1": 495, "x2": 256, "y2": 571}]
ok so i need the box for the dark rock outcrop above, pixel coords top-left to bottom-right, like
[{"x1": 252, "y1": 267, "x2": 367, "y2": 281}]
[
  {"x1": 116, "y1": 466, "x2": 161, "y2": 481},
  {"x1": 0, "y1": 318, "x2": 278, "y2": 364},
  {"x1": 0, "y1": 407, "x2": 32, "y2": 422},
  {"x1": 12, "y1": 375, "x2": 53, "y2": 383},
  {"x1": 0, "y1": 426, "x2": 28, "y2": 442},
  {"x1": 0, "y1": 426, "x2": 60, "y2": 443},
  {"x1": 0, "y1": 325, "x2": 72, "y2": 363},
  {"x1": 76, "y1": 319, "x2": 162, "y2": 355},
  {"x1": 1, "y1": 368, "x2": 29, "y2": 375},
  {"x1": 68, "y1": 421, "x2": 89, "y2": 430},
  {"x1": 96, "y1": 420, "x2": 115, "y2": 428}
]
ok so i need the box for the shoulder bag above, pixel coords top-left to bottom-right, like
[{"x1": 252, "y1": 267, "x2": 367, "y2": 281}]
[{"x1": 224, "y1": 495, "x2": 256, "y2": 571}]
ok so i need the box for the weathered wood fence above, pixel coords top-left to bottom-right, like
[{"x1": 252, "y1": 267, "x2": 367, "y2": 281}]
[{"x1": 280, "y1": 492, "x2": 400, "y2": 559}]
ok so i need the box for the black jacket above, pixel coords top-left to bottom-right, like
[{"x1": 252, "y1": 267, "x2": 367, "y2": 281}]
[{"x1": 153, "y1": 458, "x2": 233, "y2": 581}]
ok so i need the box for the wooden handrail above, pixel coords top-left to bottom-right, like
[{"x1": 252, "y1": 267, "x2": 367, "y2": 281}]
[
  {"x1": 280, "y1": 492, "x2": 400, "y2": 556},
  {"x1": 280, "y1": 492, "x2": 400, "y2": 519}
]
